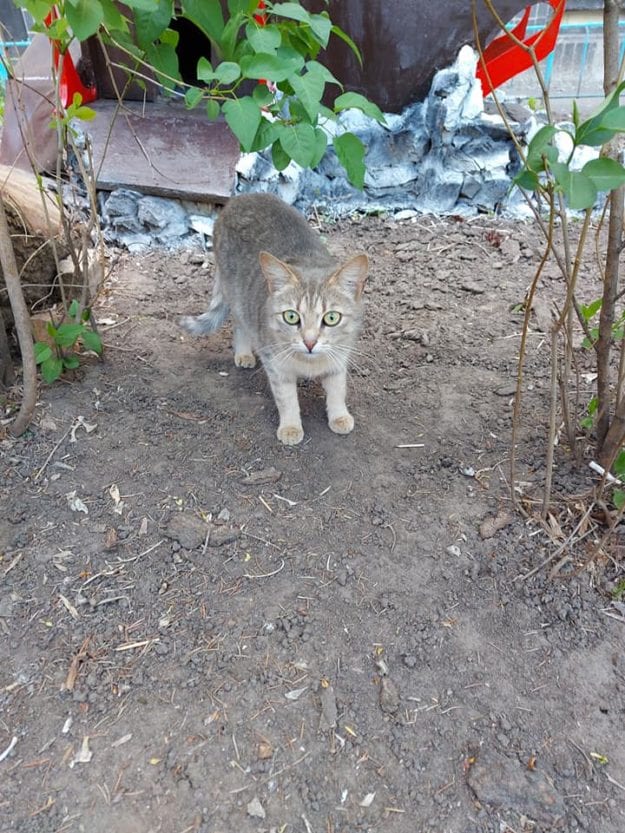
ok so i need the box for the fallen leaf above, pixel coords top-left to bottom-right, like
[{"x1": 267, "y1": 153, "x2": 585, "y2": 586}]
[
  {"x1": 108, "y1": 484, "x2": 125, "y2": 515},
  {"x1": 285, "y1": 686, "x2": 308, "y2": 701},
  {"x1": 479, "y1": 509, "x2": 514, "y2": 540},
  {"x1": 66, "y1": 491, "x2": 88, "y2": 514},
  {"x1": 104, "y1": 527, "x2": 119, "y2": 550},
  {"x1": 360, "y1": 792, "x2": 376, "y2": 807},
  {"x1": 257, "y1": 740, "x2": 273, "y2": 760},
  {"x1": 69, "y1": 736, "x2": 92, "y2": 768},
  {"x1": 59, "y1": 593, "x2": 79, "y2": 620}
]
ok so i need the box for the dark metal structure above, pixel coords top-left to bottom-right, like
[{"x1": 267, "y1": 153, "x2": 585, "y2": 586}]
[{"x1": 305, "y1": 0, "x2": 531, "y2": 111}]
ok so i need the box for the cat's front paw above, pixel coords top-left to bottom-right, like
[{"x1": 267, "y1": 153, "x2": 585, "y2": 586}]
[
  {"x1": 329, "y1": 414, "x2": 354, "y2": 435},
  {"x1": 235, "y1": 353, "x2": 257, "y2": 368},
  {"x1": 277, "y1": 424, "x2": 304, "y2": 445}
]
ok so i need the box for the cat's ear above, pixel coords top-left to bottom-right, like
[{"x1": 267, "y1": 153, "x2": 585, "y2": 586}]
[
  {"x1": 259, "y1": 251, "x2": 300, "y2": 293},
  {"x1": 329, "y1": 254, "x2": 369, "y2": 300}
]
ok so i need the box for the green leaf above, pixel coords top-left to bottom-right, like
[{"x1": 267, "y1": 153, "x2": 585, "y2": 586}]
[
  {"x1": 134, "y1": 0, "x2": 172, "y2": 49},
  {"x1": 121, "y1": 0, "x2": 161, "y2": 9},
  {"x1": 205, "y1": 99, "x2": 221, "y2": 120},
  {"x1": 227, "y1": 0, "x2": 257, "y2": 13},
  {"x1": 100, "y1": 0, "x2": 127, "y2": 31},
  {"x1": 185, "y1": 86, "x2": 204, "y2": 109},
  {"x1": 514, "y1": 169, "x2": 540, "y2": 191},
  {"x1": 526, "y1": 125, "x2": 557, "y2": 170},
  {"x1": 579, "y1": 298, "x2": 602, "y2": 321},
  {"x1": 330, "y1": 24, "x2": 362, "y2": 66},
  {"x1": 68, "y1": 299, "x2": 80, "y2": 318},
  {"x1": 334, "y1": 91, "x2": 386, "y2": 125},
  {"x1": 146, "y1": 40, "x2": 180, "y2": 91},
  {"x1": 272, "y1": 139, "x2": 291, "y2": 171},
  {"x1": 279, "y1": 122, "x2": 317, "y2": 167},
  {"x1": 34, "y1": 342, "x2": 53, "y2": 364},
  {"x1": 15, "y1": 1, "x2": 54, "y2": 25},
  {"x1": 310, "y1": 127, "x2": 328, "y2": 167},
  {"x1": 197, "y1": 56, "x2": 215, "y2": 82},
  {"x1": 270, "y1": 3, "x2": 311, "y2": 24},
  {"x1": 333, "y1": 131, "x2": 366, "y2": 189},
  {"x1": 249, "y1": 117, "x2": 279, "y2": 152},
  {"x1": 550, "y1": 162, "x2": 597, "y2": 210},
  {"x1": 587, "y1": 396, "x2": 598, "y2": 416},
  {"x1": 580, "y1": 416, "x2": 594, "y2": 430},
  {"x1": 63, "y1": 355, "x2": 81, "y2": 370},
  {"x1": 54, "y1": 323, "x2": 85, "y2": 347},
  {"x1": 81, "y1": 329, "x2": 103, "y2": 354},
  {"x1": 308, "y1": 13, "x2": 332, "y2": 47},
  {"x1": 615, "y1": 489, "x2": 625, "y2": 511},
  {"x1": 180, "y1": 0, "x2": 224, "y2": 42},
  {"x1": 240, "y1": 52, "x2": 301, "y2": 82},
  {"x1": 572, "y1": 99, "x2": 580, "y2": 129},
  {"x1": 214, "y1": 61, "x2": 241, "y2": 85},
  {"x1": 576, "y1": 82, "x2": 625, "y2": 146},
  {"x1": 223, "y1": 96, "x2": 262, "y2": 151},
  {"x1": 253, "y1": 82, "x2": 275, "y2": 107},
  {"x1": 614, "y1": 449, "x2": 625, "y2": 479},
  {"x1": 65, "y1": 0, "x2": 104, "y2": 41},
  {"x1": 245, "y1": 22, "x2": 282, "y2": 53},
  {"x1": 582, "y1": 157, "x2": 625, "y2": 193},
  {"x1": 600, "y1": 106, "x2": 625, "y2": 133},
  {"x1": 305, "y1": 60, "x2": 341, "y2": 88},
  {"x1": 41, "y1": 356, "x2": 64, "y2": 383},
  {"x1": 289, "y1": 70, "x2": 325, "y2": 122}
]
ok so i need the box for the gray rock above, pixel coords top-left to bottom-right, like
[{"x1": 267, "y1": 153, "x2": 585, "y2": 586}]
[
  {"x1": 246, "y1": 797, "x2": 265, "y2": 819},
  {"x1": 207, "y1": 526, "x2": 240, "y2": 547},
  {"x1": 466, "y1": 749, "x2": 566, "y2": 827},
  {"x1": 379, "y1": 677, "x2": 400, "y2": 715},
  {"x1": 138, "y1": 196, "x2": 188, "y2": 241},
  {"x1": 164, "y1": 514, "x2": 207, "y2": 550}
]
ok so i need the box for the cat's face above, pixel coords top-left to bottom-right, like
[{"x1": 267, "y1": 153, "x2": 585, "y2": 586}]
[{"x1": 259, "y1": 252, "x2": 368, "y2": 365}]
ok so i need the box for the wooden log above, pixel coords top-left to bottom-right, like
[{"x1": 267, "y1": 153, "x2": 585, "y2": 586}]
[{"x1": 0, "y1": 164, "x2": 67, "y2": 327}]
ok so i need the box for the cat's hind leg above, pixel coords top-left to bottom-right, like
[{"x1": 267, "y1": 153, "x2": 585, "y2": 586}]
[
  {"x1": 232, "y1": 322, "x2": 257, "y2": 368},
  {"x1": 322, "y1": 370, "x2": 354, "y2": 435}
]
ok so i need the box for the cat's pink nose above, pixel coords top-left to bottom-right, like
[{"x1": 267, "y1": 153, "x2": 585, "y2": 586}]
[{"x1": 304, "y1": 337, "x2": 317, "y2": 353}]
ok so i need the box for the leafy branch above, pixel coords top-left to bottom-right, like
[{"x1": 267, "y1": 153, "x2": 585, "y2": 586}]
[{"x1": 18, "y1": 0, "x2": 385, "y2": 188}]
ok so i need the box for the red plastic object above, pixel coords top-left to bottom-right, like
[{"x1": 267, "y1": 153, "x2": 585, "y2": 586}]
[
  {"x1": 45, "y1": 7, "x2": 97, "y2": 108},
  {"x1": 476, "y1": 0, "x2": 566, "y2": 95},
  {"x1": 254, "y1": 1, "x2": 267, "y2": 25}
]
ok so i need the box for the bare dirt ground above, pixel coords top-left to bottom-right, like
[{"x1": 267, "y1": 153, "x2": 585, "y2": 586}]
[{"x1": 1, "y1": 211, "x2": 625, "y2": 833}]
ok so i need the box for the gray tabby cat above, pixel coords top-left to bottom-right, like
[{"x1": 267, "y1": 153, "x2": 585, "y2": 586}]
[{"x1": 181, "y1": 193, "x2": 368, "y2": 446}]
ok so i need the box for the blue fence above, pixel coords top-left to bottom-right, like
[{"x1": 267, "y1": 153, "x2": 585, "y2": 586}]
[
  {"x1": 0, "y1": 39, "x2": 30, "y2": 80},
  {"x1": 501, "y1": 20, "x2": 623, "y2": 107}
]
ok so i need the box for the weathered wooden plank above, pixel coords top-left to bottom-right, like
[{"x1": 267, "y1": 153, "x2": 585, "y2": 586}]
[{"x1": 88, "y1": 100, "x2": 240, "y2": 202}]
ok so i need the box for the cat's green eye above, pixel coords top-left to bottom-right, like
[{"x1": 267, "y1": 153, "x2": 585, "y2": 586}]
[
  {"x1": 282, "y1": 309, "x2": 300, "y2": 326},
  {"x1": 322, "y1": 310, "x2": 342, "y2": 327}
]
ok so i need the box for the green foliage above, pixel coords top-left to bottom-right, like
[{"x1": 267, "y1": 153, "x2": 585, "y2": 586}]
[
  {"x1": 611, "y1": 576, "x2": 625, "y2": 599},
  {"x1": 16, "y1": 0, "x2": 381, "y2": 188},
  {"x1": 515, "y1": 81, "x2": 625, "y2": 210},
  {"x1": 34, "y1": 301, "x2": 103, "y2": 384},
  {"x1": 580, "y1": 299, "x2": 625, "y2": 350}
]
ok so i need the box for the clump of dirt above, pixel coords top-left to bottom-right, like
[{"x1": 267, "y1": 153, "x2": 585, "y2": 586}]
[{"x1": 1, "y1": 212, "x2": 624, "y2": 833}]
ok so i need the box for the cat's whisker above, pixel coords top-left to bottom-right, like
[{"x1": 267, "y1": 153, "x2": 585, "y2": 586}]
[{"x1": 327, "y1": 343, "x2": 378, "y2": 367}]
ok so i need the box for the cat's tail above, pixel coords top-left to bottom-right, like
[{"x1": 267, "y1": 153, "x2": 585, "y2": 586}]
[{"x1": 180, "y1": 277, "x2": 229, "y2": 335}]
